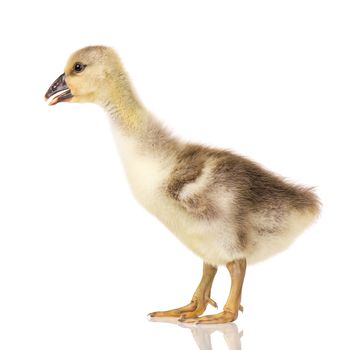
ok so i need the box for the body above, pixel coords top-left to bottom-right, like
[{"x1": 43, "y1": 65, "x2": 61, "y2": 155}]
[
  {"x1": 45, "y1": 45, "x2": 320, "y2": 323},
  {"x1": 110, "y1": 114, "x2": 318, "y2": 266}
]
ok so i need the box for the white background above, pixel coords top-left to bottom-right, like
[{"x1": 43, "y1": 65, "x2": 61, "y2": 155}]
[{"x1": 0, "y1": 1, "x2": 349, "y2": 349}]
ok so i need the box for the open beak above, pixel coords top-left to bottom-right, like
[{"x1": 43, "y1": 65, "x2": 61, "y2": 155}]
[{"x1": 45, "y1": 73, "x2": 73, "y2": 106}]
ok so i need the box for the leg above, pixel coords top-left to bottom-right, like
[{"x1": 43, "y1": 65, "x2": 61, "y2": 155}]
[
  {"x1": 181, "y1": 258, "x2": 246, "y2": 324},
  {"x1": 148, "y1": 263, "x2": 217, "y2": 318}
]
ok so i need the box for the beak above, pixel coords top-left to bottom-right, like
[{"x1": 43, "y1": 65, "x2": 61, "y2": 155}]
[{"x1": 45, "y1": 73, "x2": 73, "y2": 106}]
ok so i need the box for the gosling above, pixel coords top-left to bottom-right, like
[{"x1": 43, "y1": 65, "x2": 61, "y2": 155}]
[{"x1": 45, "y1": 46, "x2": 320, "y2": 324}]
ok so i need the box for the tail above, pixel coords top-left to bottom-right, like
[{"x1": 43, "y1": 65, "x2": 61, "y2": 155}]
[{"x1": 296, "y1": 186, "x2": 321, "y2": 225}]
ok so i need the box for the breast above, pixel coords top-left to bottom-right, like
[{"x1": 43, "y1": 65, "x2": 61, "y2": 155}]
[{"x1": 111, "y1": 129, "x2": 169, "y2": 210}]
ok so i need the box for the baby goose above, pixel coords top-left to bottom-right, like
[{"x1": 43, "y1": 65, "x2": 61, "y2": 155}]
[{"x1": 45, "y1": 46, "x2": 320, "y2": 324}]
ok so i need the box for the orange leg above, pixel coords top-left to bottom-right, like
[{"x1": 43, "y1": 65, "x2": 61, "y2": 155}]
[
  {"x1": 148, "y1": 263, "x2": 217, "y2": 319},
  {"x1": 181, "y1": 258, "x2": 246, "y2": 324}
]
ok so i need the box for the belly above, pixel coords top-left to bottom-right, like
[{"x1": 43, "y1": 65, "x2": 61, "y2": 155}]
[
  {"x1": 126, "y1": 166, "x2": 240, "y2": 265},
  {"x1": 146, "y1": 194, "x2": 243, "y2": 265}
]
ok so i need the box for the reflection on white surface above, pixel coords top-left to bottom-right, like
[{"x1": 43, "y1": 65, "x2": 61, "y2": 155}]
[{"x1": 150, "y1": 318, "x2": 242, "y2": 350}]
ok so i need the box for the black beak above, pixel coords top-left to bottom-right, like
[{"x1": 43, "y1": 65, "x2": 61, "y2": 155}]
[{"x1": 45, "y1": 73, "x2": 73, "y2": 106}]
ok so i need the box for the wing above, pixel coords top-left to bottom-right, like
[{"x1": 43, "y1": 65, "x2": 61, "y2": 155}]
[{"x1": 165, "y1": 146, "x2": 219, "y2": 219}]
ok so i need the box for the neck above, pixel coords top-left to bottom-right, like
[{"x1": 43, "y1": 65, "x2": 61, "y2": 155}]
[
  {"x1": 100, "y1": 71, "x2": 179, "y2": 154},
  {"x1": 101, "y1": 72, "x2": 146, "y2": 132}
]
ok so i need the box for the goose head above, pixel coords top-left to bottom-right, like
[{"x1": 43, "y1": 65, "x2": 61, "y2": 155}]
[{"x1": 45, "y1": 46, "x2": 123, "y2": 106}]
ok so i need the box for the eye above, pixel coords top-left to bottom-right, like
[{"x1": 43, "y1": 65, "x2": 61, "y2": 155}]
[{"x1": 73, "y1": 62, "x2": 86, "y2": 73}]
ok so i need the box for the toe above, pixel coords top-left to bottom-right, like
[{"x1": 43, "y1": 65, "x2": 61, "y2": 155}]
[
  {"x1": 178, "y1": 308, "x2": 206, "y2": 320},
  {"x1": 178, "y1": 316, "x2": 199, "y2": 324},
  {"x1": 194, "y1": 311, "x2": 237, "y2": 324},
  {"x1": 148, "y1": 311, "x2": 180, "y2": 318},
  {"x1": 148, "y1": 301, "x2": 198, "y2": 318}
]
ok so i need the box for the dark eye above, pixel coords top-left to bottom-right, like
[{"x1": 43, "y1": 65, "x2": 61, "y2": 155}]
[{"x1": 73, "y1": 62, "x2": 86, "y2": 73}]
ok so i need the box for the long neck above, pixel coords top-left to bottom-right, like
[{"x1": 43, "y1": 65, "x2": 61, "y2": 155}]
[
  {"x1": 101, "y1": 70, "x2": 145, "y2": 132},
  {"x1": 100, "y1": 70, "x2": 180, "y2": 155}
]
